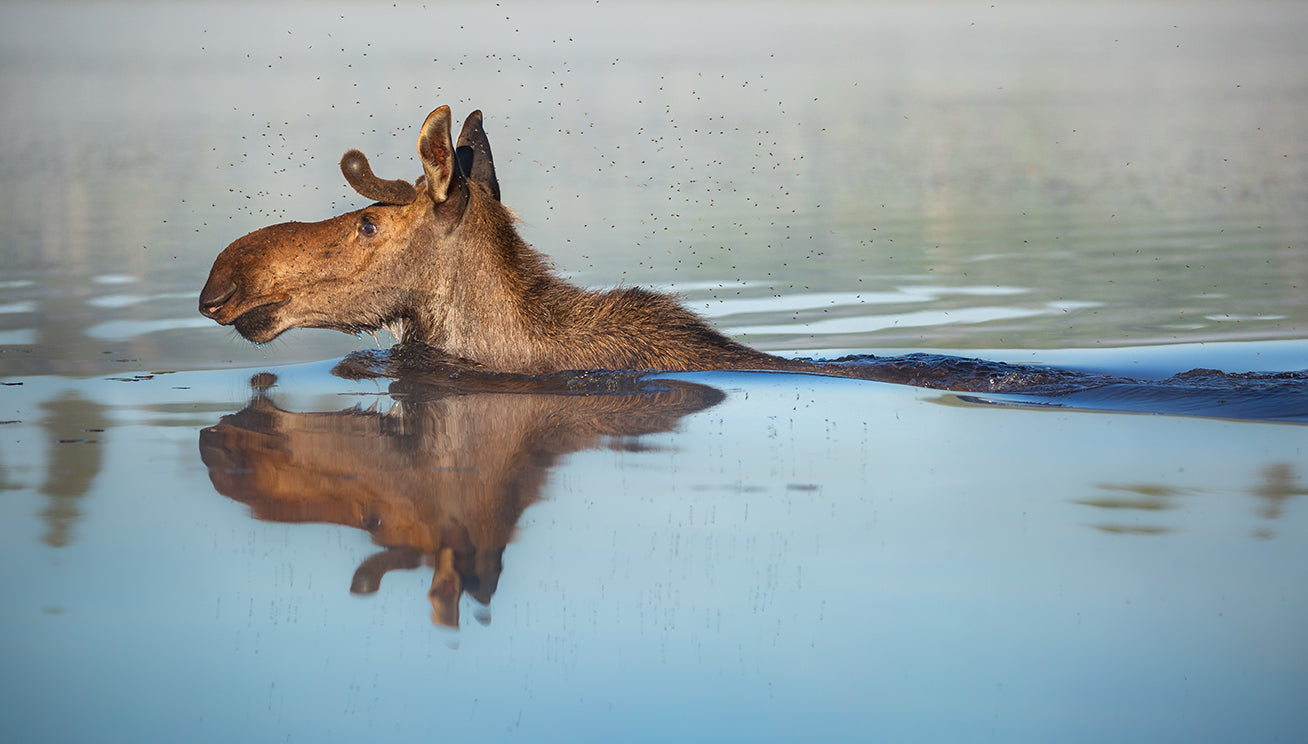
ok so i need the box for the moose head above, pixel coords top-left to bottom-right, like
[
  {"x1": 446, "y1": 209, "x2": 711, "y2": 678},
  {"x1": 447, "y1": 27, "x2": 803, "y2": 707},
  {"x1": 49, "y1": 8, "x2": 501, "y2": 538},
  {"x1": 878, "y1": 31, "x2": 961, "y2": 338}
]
[{"x1": 199, "y1": 107, "x2": 505, "y2": 350}]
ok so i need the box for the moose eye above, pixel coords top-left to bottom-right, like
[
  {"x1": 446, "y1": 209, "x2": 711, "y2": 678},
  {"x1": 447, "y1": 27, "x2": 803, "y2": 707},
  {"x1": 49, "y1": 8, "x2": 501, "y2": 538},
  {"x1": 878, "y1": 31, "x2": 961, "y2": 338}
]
[{"x1": 359, "y1": 217, "x2": 378, "y2": 237}]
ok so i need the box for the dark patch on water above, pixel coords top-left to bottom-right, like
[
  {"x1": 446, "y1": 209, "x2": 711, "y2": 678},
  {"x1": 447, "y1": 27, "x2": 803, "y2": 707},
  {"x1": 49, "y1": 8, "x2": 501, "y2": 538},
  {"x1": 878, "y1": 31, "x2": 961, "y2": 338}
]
[
  {"x1": 334, "y1": 346, "x2": 1308, "y2": 424},
  {"x1": 952, "y1": 365, "x2": 1308, "y2": 423},
  {"x1": 791, "y1": 354, "x2": 1308, "y2": 423}
]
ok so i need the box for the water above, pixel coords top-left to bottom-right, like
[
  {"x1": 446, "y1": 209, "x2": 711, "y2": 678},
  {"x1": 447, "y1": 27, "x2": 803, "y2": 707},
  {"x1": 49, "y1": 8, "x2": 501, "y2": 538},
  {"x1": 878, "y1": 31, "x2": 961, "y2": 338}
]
[{"x1": 2, "y1": 1, "x2": 1306, "y2": 742}]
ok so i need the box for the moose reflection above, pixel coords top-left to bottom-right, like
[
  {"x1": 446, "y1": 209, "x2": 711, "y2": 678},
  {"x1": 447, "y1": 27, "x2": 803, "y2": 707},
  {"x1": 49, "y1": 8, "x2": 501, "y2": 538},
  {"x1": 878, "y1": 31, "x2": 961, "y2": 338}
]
[{"x1": 198, "y1": 368, "x2": 724, "y2": 627}]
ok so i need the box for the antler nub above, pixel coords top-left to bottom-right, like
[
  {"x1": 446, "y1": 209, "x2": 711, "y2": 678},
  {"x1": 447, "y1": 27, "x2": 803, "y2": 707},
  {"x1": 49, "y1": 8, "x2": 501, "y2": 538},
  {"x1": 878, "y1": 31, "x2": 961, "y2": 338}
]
[{"x1": 340, "y1": 149, "x2": 418, "y2": 205}]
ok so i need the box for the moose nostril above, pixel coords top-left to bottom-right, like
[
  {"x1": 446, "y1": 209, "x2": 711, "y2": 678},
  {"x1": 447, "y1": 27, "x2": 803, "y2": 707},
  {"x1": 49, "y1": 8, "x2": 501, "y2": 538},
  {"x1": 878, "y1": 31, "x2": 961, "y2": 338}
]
[{"x1": 198, "y1": 280, "x2": 237, "y2": 318}]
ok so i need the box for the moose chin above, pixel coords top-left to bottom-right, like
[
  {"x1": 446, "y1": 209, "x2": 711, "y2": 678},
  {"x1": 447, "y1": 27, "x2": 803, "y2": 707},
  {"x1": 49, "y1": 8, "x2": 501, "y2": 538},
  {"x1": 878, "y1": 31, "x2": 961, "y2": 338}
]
[{"x1": 199, "y1": 105, "x2": 822, "y2": 375}]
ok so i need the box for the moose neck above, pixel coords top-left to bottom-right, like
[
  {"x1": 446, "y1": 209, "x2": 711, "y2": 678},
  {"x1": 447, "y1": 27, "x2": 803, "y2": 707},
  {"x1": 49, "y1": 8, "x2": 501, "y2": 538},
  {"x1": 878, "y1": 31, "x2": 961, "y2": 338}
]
[{"x1": 401, "y1": 191, "x2": 572, "y2": 372}]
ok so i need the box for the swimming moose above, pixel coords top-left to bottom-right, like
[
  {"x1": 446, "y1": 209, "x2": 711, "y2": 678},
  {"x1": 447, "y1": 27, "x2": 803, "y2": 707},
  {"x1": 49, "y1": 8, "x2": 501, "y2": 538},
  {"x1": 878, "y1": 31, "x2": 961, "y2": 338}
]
[
  {"x1": 197, "y1": 105, "x2": 1308, "y2": 421},
  {"x1": 199, "y1": 105, "x2": 809, "y2": 374}
]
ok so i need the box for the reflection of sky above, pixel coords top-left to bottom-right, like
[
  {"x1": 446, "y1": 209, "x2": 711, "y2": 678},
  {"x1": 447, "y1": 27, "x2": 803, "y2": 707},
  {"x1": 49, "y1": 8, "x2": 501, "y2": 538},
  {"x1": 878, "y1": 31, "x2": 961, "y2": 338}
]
[
  {"x1": 85, "y1": 316, "x2": 218, "y2": 341},
  {"x1": 2, "y1": 363, "x2": 1306, "y2": 742},
  {"x1": 729, "y1": 303, "x2": 1052, "y2": 336},
  {"x1": 680, "y1": 284, "x2": 1105, "y2": 340}
]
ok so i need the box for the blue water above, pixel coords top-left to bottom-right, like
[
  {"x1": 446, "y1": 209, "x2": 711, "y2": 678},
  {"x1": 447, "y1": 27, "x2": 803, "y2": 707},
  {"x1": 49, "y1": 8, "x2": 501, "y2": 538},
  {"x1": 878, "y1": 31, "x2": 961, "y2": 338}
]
[{"x1": 3, "y1": 357, "x2": 1307, "y2": 743}]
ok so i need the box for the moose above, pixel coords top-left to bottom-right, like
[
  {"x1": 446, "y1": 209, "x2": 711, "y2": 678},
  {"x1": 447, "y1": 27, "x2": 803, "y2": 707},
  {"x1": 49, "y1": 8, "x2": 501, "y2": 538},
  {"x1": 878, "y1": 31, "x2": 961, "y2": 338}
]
[
  {"x1": 199, "y1": 105, "x2": 810, "y2": 374},
  {"x1": 198, "y1": 105, "x2": 1308, "y2": 420},
  {"x1": 199, "y1": 105, "x2": 1058, "y2": 385}
]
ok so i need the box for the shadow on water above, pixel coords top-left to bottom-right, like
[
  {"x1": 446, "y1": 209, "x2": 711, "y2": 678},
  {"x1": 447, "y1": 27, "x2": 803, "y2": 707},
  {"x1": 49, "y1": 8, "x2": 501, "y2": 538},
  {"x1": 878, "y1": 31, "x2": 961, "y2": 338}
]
[{"x1": 198, "y1": 368, "x2": 724, "y2": 628}]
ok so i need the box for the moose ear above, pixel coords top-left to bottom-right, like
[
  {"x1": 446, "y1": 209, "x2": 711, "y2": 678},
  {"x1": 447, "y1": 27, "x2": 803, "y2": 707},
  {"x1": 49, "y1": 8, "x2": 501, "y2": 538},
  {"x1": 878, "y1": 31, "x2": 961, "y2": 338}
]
[
  {"x1": 417, "y1": 106, "x2": 460, "y2": 204},
  {"x1": 455, "y1": 110, "x2": 501, "y2": 202}
]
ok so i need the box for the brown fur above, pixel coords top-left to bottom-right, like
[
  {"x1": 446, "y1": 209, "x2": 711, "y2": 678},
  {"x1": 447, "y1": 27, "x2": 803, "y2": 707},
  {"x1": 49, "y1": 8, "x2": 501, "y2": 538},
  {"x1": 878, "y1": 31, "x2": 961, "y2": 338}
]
[{"x1": 200, "y1": 106, "x2": 810, "y2": 375}]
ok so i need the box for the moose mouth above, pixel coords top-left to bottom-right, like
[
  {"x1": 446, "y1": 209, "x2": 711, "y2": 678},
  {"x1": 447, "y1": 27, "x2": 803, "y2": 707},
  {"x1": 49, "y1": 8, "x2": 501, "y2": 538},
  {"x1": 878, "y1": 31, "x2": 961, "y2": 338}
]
[
  {"x1": 199, "y1": 278, "x2": 293, "y2": 343},
  {"x1": 229, "y1": 300, "x2": 292, "y2": 343}
]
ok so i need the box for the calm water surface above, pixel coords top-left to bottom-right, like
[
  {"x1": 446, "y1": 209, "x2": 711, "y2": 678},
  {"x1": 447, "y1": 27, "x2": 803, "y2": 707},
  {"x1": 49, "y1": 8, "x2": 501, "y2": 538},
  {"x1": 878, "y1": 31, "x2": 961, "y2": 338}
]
[{"x1": 2, "y1": 1, "x2": 1306, "y2": 742}]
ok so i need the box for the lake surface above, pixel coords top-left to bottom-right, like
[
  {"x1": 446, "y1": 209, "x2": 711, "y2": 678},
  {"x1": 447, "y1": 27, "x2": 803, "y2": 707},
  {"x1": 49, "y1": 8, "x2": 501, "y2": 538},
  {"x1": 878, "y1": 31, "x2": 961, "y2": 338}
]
[{"x1": 2, "y1": 1, "x2": 1306, "y2": 742}]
